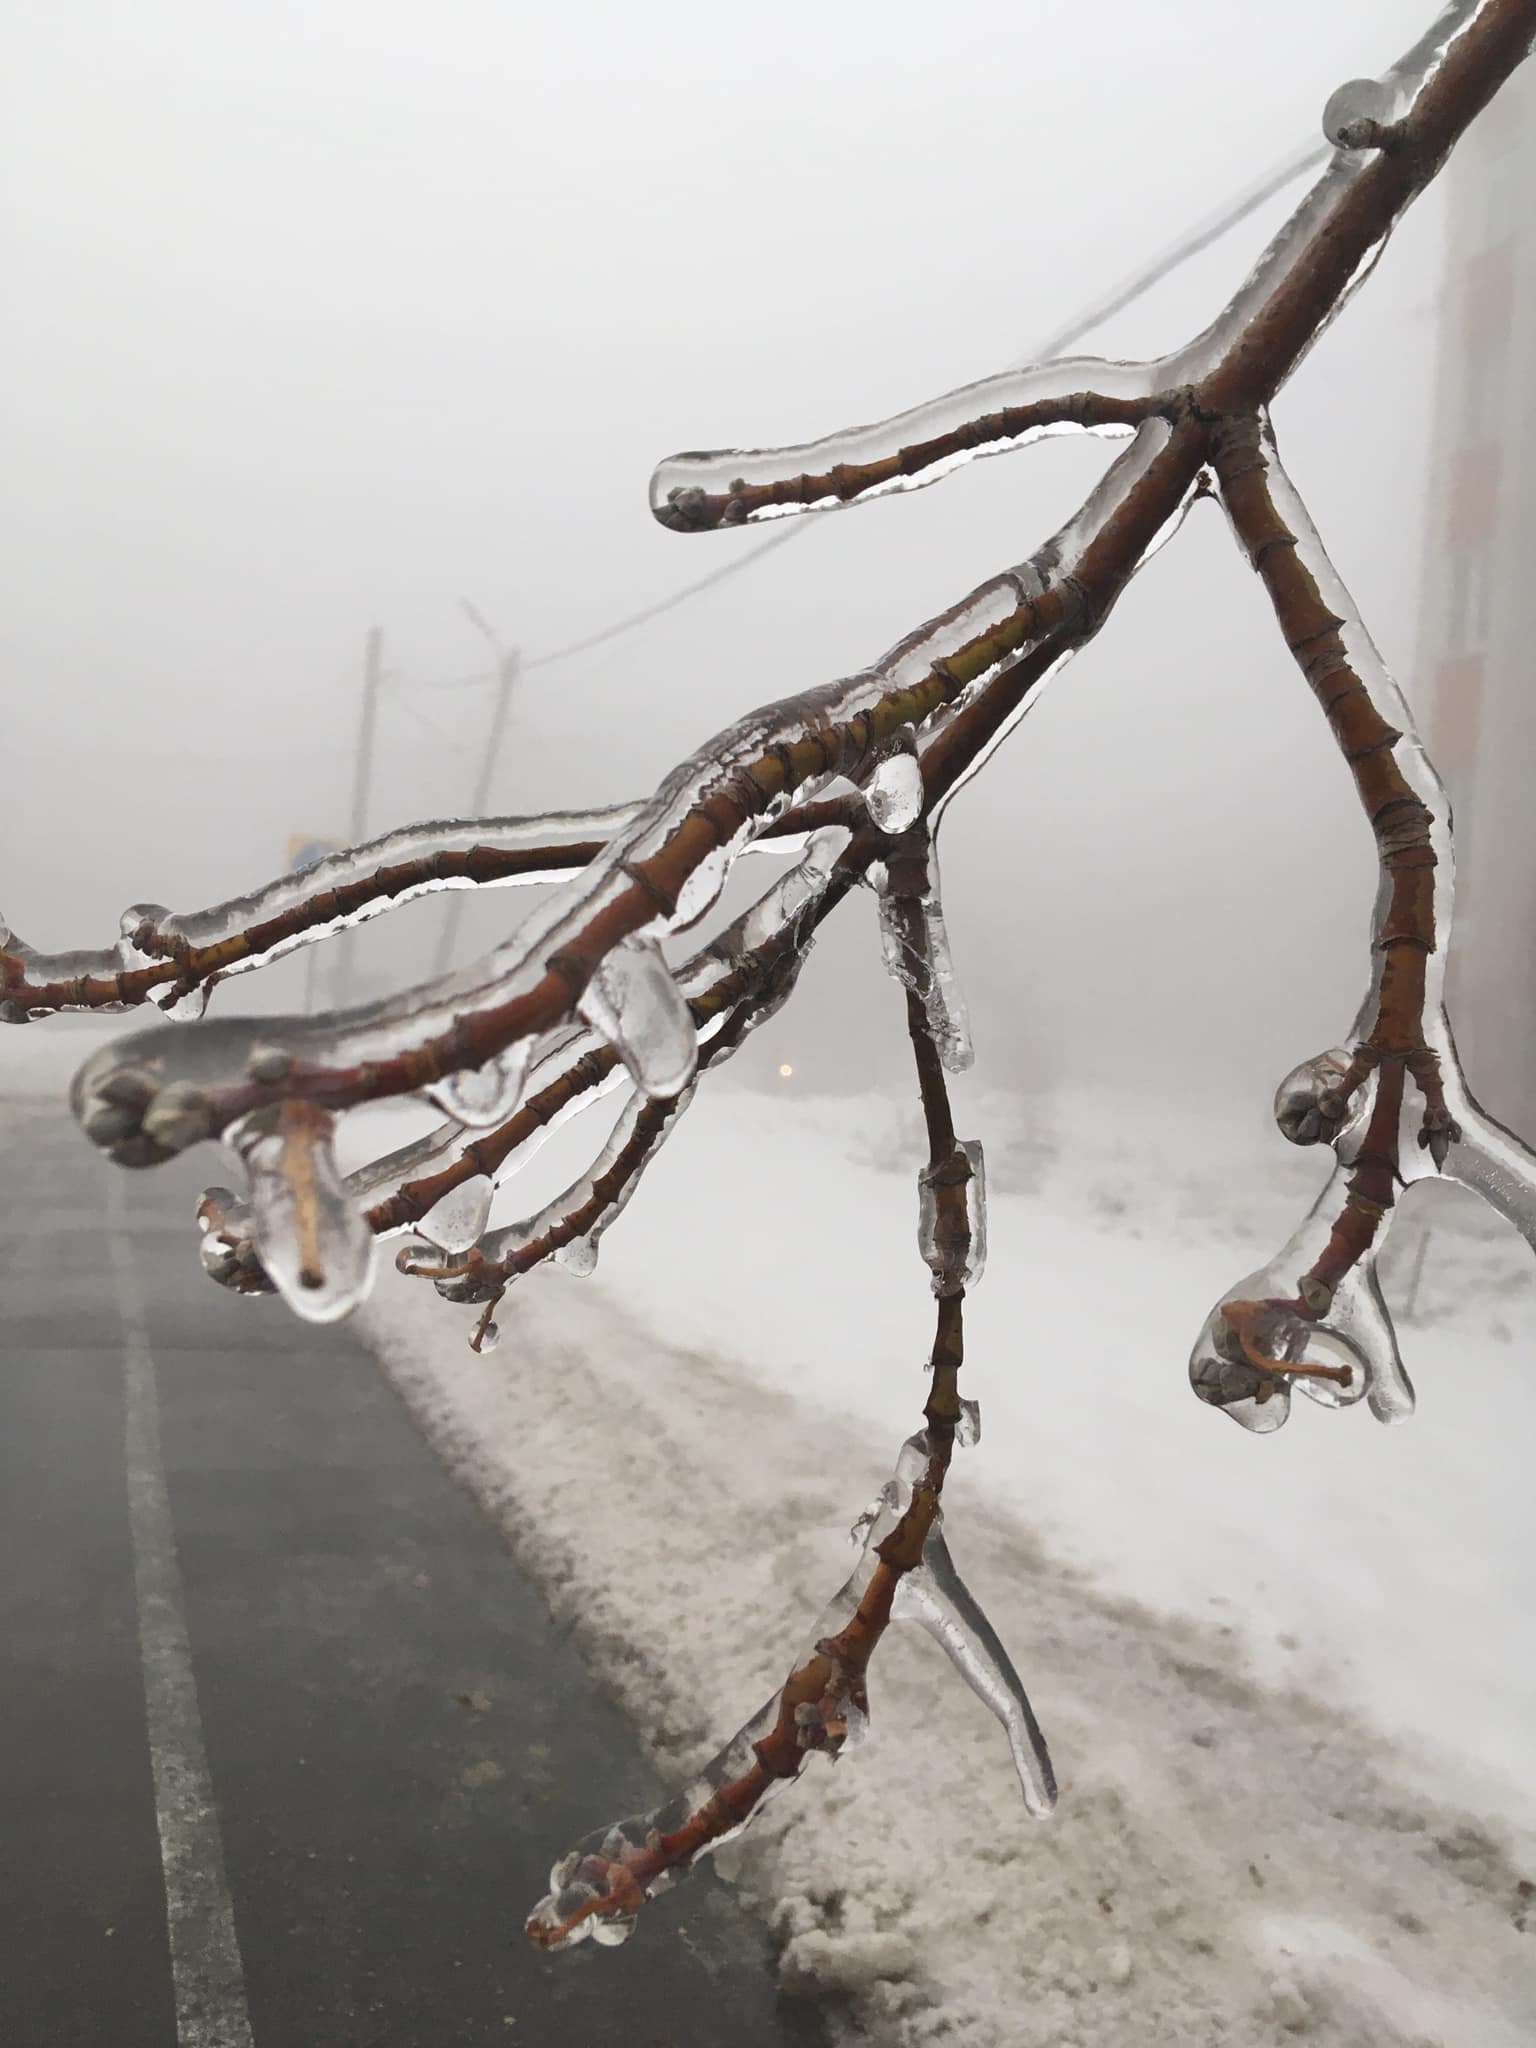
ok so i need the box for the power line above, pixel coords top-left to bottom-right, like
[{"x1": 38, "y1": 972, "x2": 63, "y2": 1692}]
[
  {"x1": 522, "y1": 524, "x2": 804, "y2": 673},
  {"x1": 1020, "y1": 139, "x2": 1327, "y2": 363},
  {"x1": 524, "y1": 136, "x2": 1329, "y2": 675}
]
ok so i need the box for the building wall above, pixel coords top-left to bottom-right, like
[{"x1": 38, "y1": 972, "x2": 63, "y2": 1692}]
[{"x1": 1419, "y1": 66, "x2": 1536, "y2": 1129}]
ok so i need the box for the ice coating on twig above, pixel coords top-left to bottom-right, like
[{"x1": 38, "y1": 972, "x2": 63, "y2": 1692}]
[
  {"x1": 347, "y1": 1024, "x2": 624, "y2": 1227},
  {"x1": 876, "y1": 847, "x2": 973, "y2": 1075},
  {"x1": 918, "y1": 1139, "x2": 986, "y2": 1298},
  {"x1": 1, "y1": 806, "x2": 642, "y2": 1022},
  {"x1": 525, "y1": 1429, "x2": 1051, "y2": 1950},
  {"x1": 406, "y1": 1083, "x2": 697, "y2": 1309},
  {"x1": 1170, "y1": 3, "x2": 1488, "y2": 396},
  {"x1": 650, "y1": 359, "x2": 1158, "y2": 531},
  {"x1": 231, "y1": 1105, "x2": 375, "y2": 1322},
  {"x1": 578, "y1": 939, "x2": 698, "y2": 1101}
]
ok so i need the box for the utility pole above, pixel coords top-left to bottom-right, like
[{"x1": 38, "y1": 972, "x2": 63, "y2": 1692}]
[
  {"x1": 335, "y1": 625, "x2": 384, "y2": 1010},
  {"x1": 433, "y1": 604, "x2": 519, "y2": 977}
]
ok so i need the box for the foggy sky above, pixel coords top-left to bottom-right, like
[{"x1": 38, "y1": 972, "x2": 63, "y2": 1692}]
[{"x1": 1, "y1": 2, "x2": 1455, "y2": 1107}]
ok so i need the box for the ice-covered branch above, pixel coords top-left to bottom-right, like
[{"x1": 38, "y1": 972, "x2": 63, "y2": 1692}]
[
  {"x1": 0, "y1": 799, "x2": 859, "y2": 1023},
  {"x1": 0, "y1": 807, "x2": 636, "y2": 1023},
  {"x1": 194, "y1": 827, "x2": 853, "y2": 1314},
  {"x1": 651, "y1": 367, "x2": 1162, "y2": 531},
  {"x1": 1190, "y1": 413, "x2": 1536, "y2": 1430},
  {"x1": 525, "y1": 831, "x2": 1050, "y2": 1951}
]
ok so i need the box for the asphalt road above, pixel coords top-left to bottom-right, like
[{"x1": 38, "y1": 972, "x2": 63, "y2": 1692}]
[{"x1": 0, "y1": 1099, "x2": 824, "y2": 2048}]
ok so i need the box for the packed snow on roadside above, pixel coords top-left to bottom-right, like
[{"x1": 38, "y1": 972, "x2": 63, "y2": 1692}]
[{"x1": 358, "y1": 1069, "x2": 1536, "y2": 2048}]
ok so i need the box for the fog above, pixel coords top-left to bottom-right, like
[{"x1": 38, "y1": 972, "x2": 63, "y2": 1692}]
[{"x1": 2, "y1": 0, "x2": 1450, "y2": 1107}]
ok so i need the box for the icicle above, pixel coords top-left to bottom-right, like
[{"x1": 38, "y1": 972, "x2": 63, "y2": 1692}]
[
  {"x1": 417, "y1": 1173, "x2": 495, "y2": 1254},
  {"x1": 425, "y1": 1043, "x2": 531, "y2": 1130},
  {"x1": 232, "y1": 1104, "x2": 376, "y2": 1323},
  {"x1": 892, "y1": 1516, "x2": 1056, "y2": 1818},
  {"x1": 918, "y1": 1139, "x2": 986, "y2": 1298},
  {"x1": 578, "y1": 938, "x2": 697, "y2": 1101}
]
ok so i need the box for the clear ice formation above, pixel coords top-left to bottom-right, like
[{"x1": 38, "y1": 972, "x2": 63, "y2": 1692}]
[
  {"x1": 577, "y1": 938, "x2": 698, "y2": 1101},
  {"x1": 417, "y1": 1173, "x2": 496, "y2": 1255},
  {"x1": 892, "y1": 1510, "x2": 1055, "y2": 1817},
  {"x1": 875, "y1": 848, "x2": 974, "y2": 1074},
  {"x1": 650, "y1": 360, "x2": 1157, "y2": 530},
  {"x1": 426, "y1": 1042, "x2": 533, "y2": 1129},
  {"x1": 918, "y1": 1140, "x2": 987, "y2": 1298},
  {"x1": 230, "y1": 1107, "x2": 376, "y2": 1323},
  {"x1": 863, "y1": 742, "x2": 926, "y2": 836},
  {"x1": 525, "y1": 1430, "x2": 1052, "y2": 1951}
]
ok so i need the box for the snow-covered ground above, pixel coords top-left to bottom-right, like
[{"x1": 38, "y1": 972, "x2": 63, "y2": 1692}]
[
  {"x1": 12, "y1": 1026, "x2": 1535, "y2": 2042},
  {"x1": 357, "y1": 1072, "x2": 1535, "y2": 2047}
]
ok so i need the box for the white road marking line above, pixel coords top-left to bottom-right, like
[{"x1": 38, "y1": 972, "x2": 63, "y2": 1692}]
[{"x1": 109, "y1": 1181, "x2": 256, "y2": 2048}]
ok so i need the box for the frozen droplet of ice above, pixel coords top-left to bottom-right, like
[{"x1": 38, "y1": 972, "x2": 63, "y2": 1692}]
[
  {"x1": 418, "y1": 1173, "x2": 494, "y2": 1254},
  {"x1": 864, "y1": 749, "x2": 924, "y2": 835},
  {"x1": 956, "y1": 1398, "x2": 981, "y2": 1449},
  {"x1": 236, "y1": 1109, "x2": 376, "y2": 1323},
  {"x1": 1273, "y1": 1046, "x2": 1356, "y2": 1147},
  {"x1": 115, "y1": 903, "x2": 170, "y2": 972},
  {"x1": 578, "y1": 938, "x2": 697, "y2": 1100},
  {"x1": 1322, "y1": 76, "x2": 1397, "y2": 150},
  {"x1": 477, "y1": 1319, "x2": 502, "y2": 1352},
  {"x1": 554, "y1": 1235, "x2": 598, "y2": 1276},
  {"x1": 426, "y1": 1042, "x2": 531, "y2": 1129}
]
